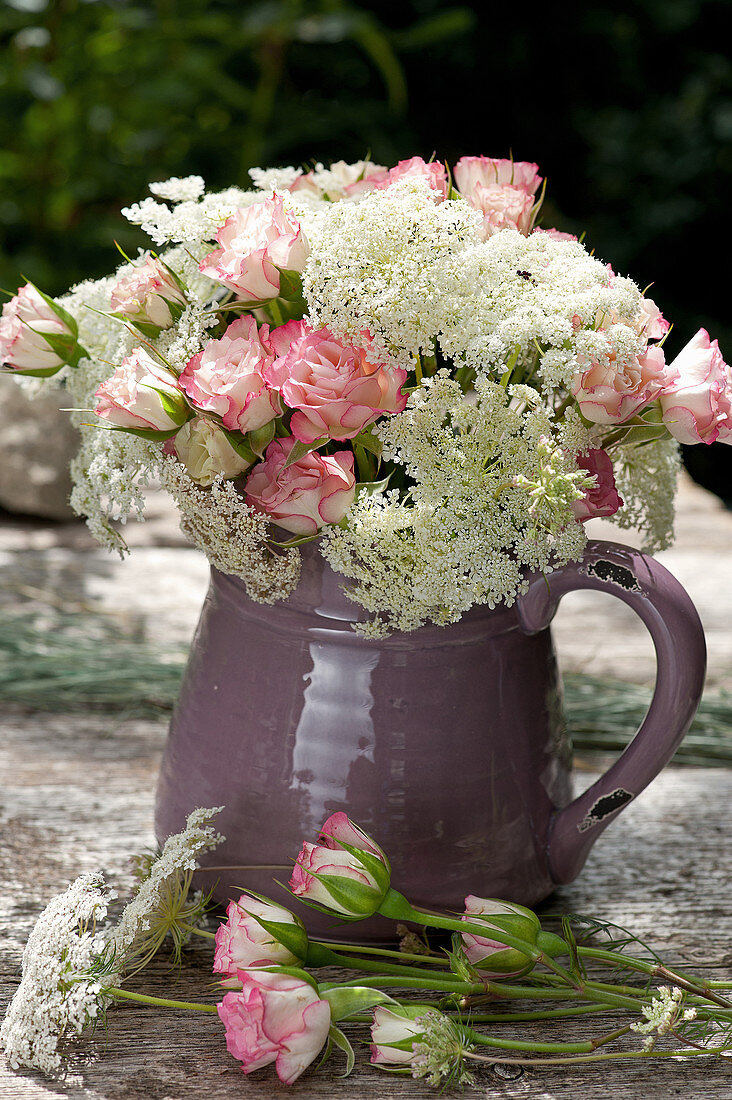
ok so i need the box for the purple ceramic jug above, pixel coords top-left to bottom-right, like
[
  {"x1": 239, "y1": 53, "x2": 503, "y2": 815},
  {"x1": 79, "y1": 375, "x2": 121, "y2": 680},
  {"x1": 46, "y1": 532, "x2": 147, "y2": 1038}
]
[{"x1": 155, "y1": 539, "x2": 705, "y2": 938}]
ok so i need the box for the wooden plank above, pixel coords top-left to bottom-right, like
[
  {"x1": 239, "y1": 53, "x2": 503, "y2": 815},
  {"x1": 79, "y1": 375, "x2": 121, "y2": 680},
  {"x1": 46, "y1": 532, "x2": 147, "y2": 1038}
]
[{"x1": 2, "y1": 710, "x2": 732, "y2": 1097}]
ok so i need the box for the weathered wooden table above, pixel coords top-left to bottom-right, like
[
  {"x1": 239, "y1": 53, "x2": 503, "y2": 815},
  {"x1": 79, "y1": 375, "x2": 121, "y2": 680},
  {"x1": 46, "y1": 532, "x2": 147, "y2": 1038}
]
[{"x1": 2, "y1": 474, "x2": 731, "y2": 1097}]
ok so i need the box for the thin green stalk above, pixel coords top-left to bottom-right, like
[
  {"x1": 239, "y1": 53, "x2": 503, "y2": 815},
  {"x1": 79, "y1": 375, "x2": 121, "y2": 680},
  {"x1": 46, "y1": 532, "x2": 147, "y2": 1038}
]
[
  {"x1": 467, "y1": 1022, "x2": 632, "y2": 1056},
  {"x1": 308, "y1": 944, "x2": 457, "y2": 982},
  {"x1": 108, "y1": 987, "x2": 218, "y2": 1013},
  {"x1": 464, "y1": 1044, "x2": 732, "y2": 1067},
  {"x1": 578, "y1": 948, "x2": 732, "y2": 1010},
  {"x1": 181, "y1": 924, "x2": 216, "y2": 941},
  {"x1": 268, "y1": 299, "x2": 285, "y2": 327},
  {"x1": 459, "y1": 1003, "x2": 612, "y2": 1023},
  {"x1": 314, "y1": 940, "x2": 449, "y2": 967}
]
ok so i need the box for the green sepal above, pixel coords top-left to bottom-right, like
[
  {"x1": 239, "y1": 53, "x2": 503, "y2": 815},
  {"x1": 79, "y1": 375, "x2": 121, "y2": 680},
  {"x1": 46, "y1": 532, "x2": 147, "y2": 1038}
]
[
  {"x1": 142, "y1": 384, "x2": 192, "y2": 427},
  {"x1": 351, "y1": 427, "x2": 383, "y2": 457},
  {"x1": 237, "y1": 907, "x2": 309, "y2": 962},
  {"x1": 247, "y1": 419, "x2": 276, "y2": 459},
  {"x1": 220, "y1": 428, "x2": 257, "y2": 466},
  {"x1": 536, "y1": 930, "x2": 569, "y2": 958},
  {"x1": 108, "y1": 312, "x2": 164, "y2": 340},
  {"x1": 327, "y1": 836, "x2": 391, "y2": 894},
  {"x1": 276, "y1": 268, "x2": 305, "y2": 303},
  {"x1": 327, "y1": 1024, "x2": 355, "y2": 1077},
  {"x1": 26, "y1": 281, "x2": 78, "y2": 337},
  {"x1": 24, "y1": 327, "x2": 80, "y2": 365},
  {"x1": 284, "y1": 436, "x2": 329, "y2": 468},
  {"x1": 356, "y1": 474, "x2": 392, "y2": 498},
  {"x1": 90, "y1": 421, "x2": 181, "y2": 442},
  {"x1": 268, "y1": 531, "x2": 320, "y2": 549},
  {"x1": 1, "y1": 363, "x2": 64, "y2": 378},
  {"x1": 321, "y1": 986, "x2": 396, "y2": 1023},
  {"x1": 304, "y1": 868, "x2": 384, "y2": 918},
  {"x1": 446, "y1": 943, "x2": 476, "y2": 983}
]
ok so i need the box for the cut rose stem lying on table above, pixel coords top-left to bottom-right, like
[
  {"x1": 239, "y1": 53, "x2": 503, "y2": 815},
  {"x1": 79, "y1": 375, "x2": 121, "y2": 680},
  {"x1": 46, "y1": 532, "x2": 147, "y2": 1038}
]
[{"x1": 3, "y1": 808, "x2": 732, "y2": 1088}]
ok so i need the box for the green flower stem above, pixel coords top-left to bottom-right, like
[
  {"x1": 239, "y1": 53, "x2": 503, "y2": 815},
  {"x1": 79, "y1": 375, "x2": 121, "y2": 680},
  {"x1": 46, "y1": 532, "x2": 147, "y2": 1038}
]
[
  {"x1": 306, "y1": 943, "x2": 457, "y2": 982},
  {"x1": 578, "y1": 948, "x2": 732, "y2": 1010},
  {"x1": 107, "y1": 987, "x2": 218, "y2": 1013},
  {"x1": 466, "y1": 1022, "x2": 632, "y2": 1055},
  {"x1": 314, "y1": 940, "x2": 450, "y2": 967},
  {"x1": 322, "y1": 975, "x2": 641, "y2": 1011},
  {"x1": 181, "y1": 924, "x2": 216, "y2": 941},
  {"x1": 458, "y1": 1003, "x2": 612, "y2": 1023},
  {"x1": 464, "y1": 1044, "x2": 732, "y2": 1067},
  {"x1": 379, "y1": 890, "x2": 578, "y2": 988}
]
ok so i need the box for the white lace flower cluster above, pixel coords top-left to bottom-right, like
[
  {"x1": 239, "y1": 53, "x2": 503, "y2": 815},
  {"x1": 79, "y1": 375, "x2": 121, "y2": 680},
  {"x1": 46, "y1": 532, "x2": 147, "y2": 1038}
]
[
  {"x1": 0, "y1": 808, "x2": 223, "y2": 1077},
  {"x1": 4, "y1": 153, "x2": 715, "y2": 633}
]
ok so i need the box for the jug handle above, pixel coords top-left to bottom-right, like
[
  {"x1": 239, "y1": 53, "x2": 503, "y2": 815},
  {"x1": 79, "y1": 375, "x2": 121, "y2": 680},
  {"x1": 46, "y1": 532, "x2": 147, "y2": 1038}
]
[{"x1": 516, "y1": 539, "x2": 706, "y2": 886}]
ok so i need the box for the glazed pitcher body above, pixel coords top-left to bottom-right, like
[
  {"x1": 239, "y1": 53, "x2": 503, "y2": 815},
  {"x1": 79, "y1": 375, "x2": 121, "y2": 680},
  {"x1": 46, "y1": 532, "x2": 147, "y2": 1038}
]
[{"x1": 155, "y1": 540, "x2": 705, "y2": 935}]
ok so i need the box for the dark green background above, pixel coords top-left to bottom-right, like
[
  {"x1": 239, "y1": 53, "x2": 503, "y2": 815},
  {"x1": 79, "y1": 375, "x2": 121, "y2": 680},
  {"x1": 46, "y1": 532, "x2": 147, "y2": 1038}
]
[{"x1": 1, "y1": 0, "x2": 730, "y2": 492}]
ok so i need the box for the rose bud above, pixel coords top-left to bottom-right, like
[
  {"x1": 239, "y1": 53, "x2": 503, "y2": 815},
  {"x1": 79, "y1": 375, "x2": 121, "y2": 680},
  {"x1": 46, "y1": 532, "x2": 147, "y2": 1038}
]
[
  {"x1": 94, "y1": 346, "x2": 191, "y2": 435},
  {"x1": 244, "y1": 438, "x2": 356, "y2": 536},
  {"x1": 179, "y1": 315, "x2": 280, "y2": 434},
  {"x1": 289, "y1": 812, "x2": 391, "y2": 919},
  {"x1": 199, "y1": 194, "x2": 309, "y2": 302},
  {"x1": 264, "y1": 320, "x2": 407, "y2": 443},
  {"x1": 454, "y1": 155, "x2": 543, "y2": 199},
  {"x1": 0, "y1": 283, "x2": 79, "y2": 375},
  {"x1": 370, "y1": 1004, "x2": 432, "y2": 1066},
  {"x1": 660, "y1": 329, "x2": 732, "y2": 445},
  {"x1": 571, "y1": 448, "x2": 624, "y2": 522},
  {"x1": 460, "y1": 896, "x2": 540, "y2": 977},
  {"x1": 165, "y1": 416, "x2": 253, "y2": 486},
  {"x1": 217, "y1": 969, "x2": 331, "y2": 1085},
  {"x1": 572, "y1": 344, "x2": 670, "y2": 424},
  {"x1": 110, "y1": 254, "x2": 187, "y2": 334},
  {"x1": 213, "y1": 894, "x2": 308, "y2": 977}
]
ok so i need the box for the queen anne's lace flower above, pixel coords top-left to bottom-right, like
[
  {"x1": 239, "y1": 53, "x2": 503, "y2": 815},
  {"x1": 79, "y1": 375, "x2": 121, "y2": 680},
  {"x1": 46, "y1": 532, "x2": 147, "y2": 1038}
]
[{"x1": 0, "y1": 874, "x2": 115, "y2": 1076}]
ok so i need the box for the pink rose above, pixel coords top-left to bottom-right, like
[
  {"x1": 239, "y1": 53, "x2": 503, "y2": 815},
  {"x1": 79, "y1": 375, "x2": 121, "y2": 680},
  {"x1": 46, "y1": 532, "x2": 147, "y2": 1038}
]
[
  {"x1": 571, "y1": 449, "x2": 624, "y2": 521},
  {"x1": 199, "y1": 194, "x2": 309, "y2": 302},
  {"x1": 372, "y1": 156, "x2": 448, "y2": 201},
  {"x1": 460, "y1": 896, "x2": 539, "y2": 977},
  {"x1": 180, "y1": 316, "x2": 280, "y2": 433},
  {"x1": 213, "y1": 895, "x2": 308, "y2": 976},
  {"x1": 370, "y1": 1005, "x2": 430, "y2": 1066},
  {"x1": 244, "y1": 438, "x2": 356, "y2": 535},
  {"x1": 264, "y1": 320, "x2": 407, "y2": 443},
  {"x1": 110, "y1": 254, "x2": 186, "y2": 330},
  {"x1": 165, "y1": 416, "x2": 252, "y2": 485},
  {"x1": 638, "y1": 297, "x2": 669, "y2": 341},
  {"x1": 660, "y1": 329, "x2": 732, "y2": 445},
  {"x1": 289, "y1": 812, "x2": 391, "y2": 918},
  {"x1": 454, "y1": 155, "x2": 542, "y2": 198},
  {"x1": 468, "y1": 183, "x2": 536, "y2": 237},
  {"x1": 218, "y1": 970, "x2": 331, "y2": 1085},
  {"x1": 94, "y1": 347, "x2": 190, "y2": 432},
  {"x1": 289, "y1": 160, "x2": 386, "y2": 201},
  {"x1": 572, "y1": 344, "x2": 670, "y2": 425},
  {"x1": 533, "y1": 227, "x2": 578, "y2": 243},
  {"x1": 0, "y1": 283, "x2": 75, "y2": 374}
]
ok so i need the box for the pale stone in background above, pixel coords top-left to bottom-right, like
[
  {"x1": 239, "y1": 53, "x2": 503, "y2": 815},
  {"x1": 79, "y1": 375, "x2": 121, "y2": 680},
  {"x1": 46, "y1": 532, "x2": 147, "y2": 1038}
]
[{"x1": 0, "y1": 376, "x2": 79, "y2": 521}]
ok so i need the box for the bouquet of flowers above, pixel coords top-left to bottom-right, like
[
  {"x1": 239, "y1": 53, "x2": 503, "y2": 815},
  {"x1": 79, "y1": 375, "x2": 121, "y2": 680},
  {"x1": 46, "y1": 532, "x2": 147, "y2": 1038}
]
[{"x1": 2, "y1": 155, "x2": 730, "y2": 634}]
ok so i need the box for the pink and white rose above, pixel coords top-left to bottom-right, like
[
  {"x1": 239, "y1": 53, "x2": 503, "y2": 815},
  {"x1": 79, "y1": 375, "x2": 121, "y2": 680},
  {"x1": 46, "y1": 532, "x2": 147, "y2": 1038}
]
[
  {"x1": 461, "y1": 896, "x2": 539, "y2": 977},
  {"x1": 94, "y1": 346, "x2": 189, "y2": 432},
  {"x1": 637, "y1": 297, "x2": 670, "y2": 341},
  {"x1": 199, "y1": 194, "x2": 309, "y2": 302},
  {"x1": 217, "y1": 970, "x2": 331, "y2": 1085},
  {"x1": 660, "y1": 329, "x2": 732, "y2": 445},
  {"x1": 571, "y1": 449, "x2": 624, "y2": 522},
  {"x1": 572, "y1": 344, "x2": 670, "y2": 425},
  {"x1": 244, "y1": 438, "x2": 356, "y2": 535},
  {"x1": 289, "y1": 159, "x2": 386, "y2": 201},
  {"x1": 110, "y1": 254, "x2": 186, "y2": 330},
  {"x1": 0, "y1": 283, "x2": 74, "y2": 373},
  {"x1": 213, "y1": 895, "x2": 307, "y2": 976},
  {"x1": 264, "y1": 320, "x2": 407, "y2": 443},
  {"x1": 372, "y1": 156, "x2": 449, "y2": 201},
  {"x1": 454, "y1": 155, "x2": 542, "y2": 198},
  {"x1": 370, "y1": 1005, "x2": 430, "y2": 1066},
  {"x1": 289, "y1": 812, "x2": 390, "y2": 918},
  {"x1": 165, "y1": 416, "x2": 252, "y2": 485},
  {"x1": 180, "y1": 316, "x2": 280, "y2": 434}
]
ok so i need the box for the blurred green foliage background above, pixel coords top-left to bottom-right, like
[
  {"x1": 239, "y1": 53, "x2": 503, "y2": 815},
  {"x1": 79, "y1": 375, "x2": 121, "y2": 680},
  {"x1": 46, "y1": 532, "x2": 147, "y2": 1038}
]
[{"x1": 1, "y1": 0, "x2": 729, "y2": 428}]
